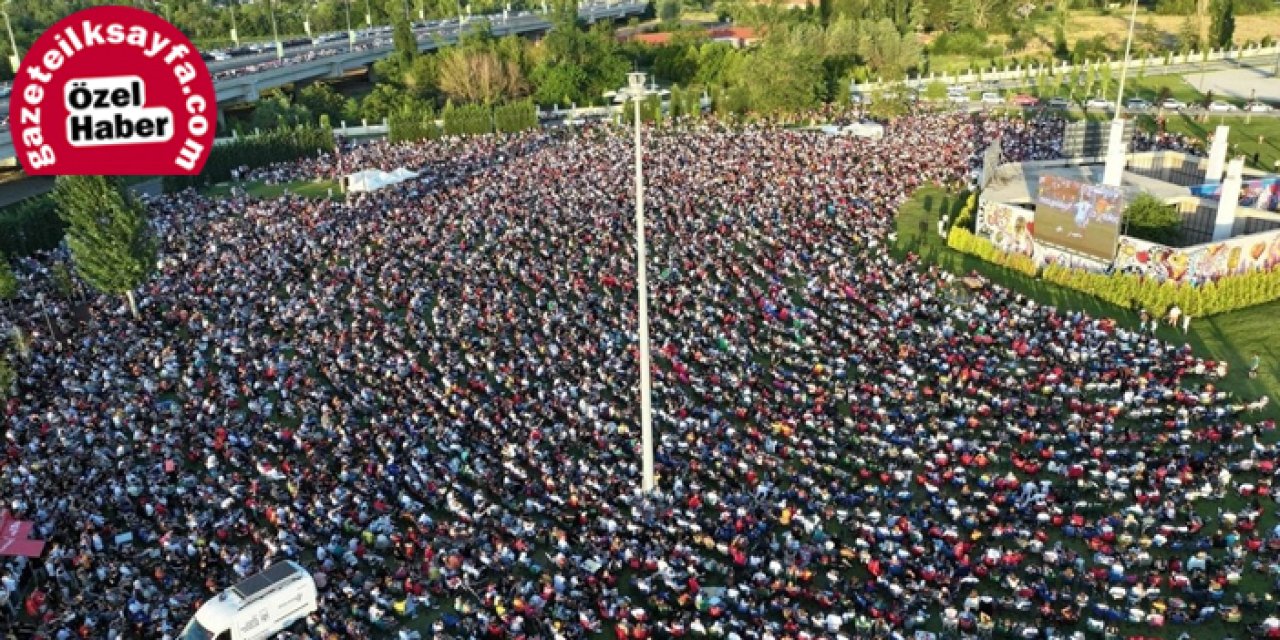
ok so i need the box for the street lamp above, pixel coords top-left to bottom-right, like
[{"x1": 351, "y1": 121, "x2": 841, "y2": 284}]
[
  {"x1": 227, "y1": 0, "x2": 240, "y2": 47},
  {"x1": 344, "y1": 0, "x2": 355, "y2": 49},
  {"x1": 2, "y1": 0, "x2": 20, "y2": 74},
  {"x1": 616, "y1": 71, "x2": 656, "y2": 493},
  {"x1": 266, "y1": 0, "x2": 282, "y2": 59},
  {"x1": 1113, "y1": 0, "x2": 1138, "y2": 116}
]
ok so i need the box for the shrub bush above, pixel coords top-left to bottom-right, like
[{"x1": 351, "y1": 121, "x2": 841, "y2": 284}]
[
  {"x1": 389, "y1": 105, "x2": 441, "y2": 142},
  {"x1": 494, "y1": 101, "x2": 539, "y2": 134},
  {"x1": 930, "y1": 30, "x2": 1003, "y2": 58},
  {"x1": 0, "y1": 194, "x2": 64, "y2": 258},
  {"x1": 442, "y1": 102, "x2": 494, "y2": 136}
]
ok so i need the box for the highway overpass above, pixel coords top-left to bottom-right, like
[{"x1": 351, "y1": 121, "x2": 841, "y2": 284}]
[{"x1": 0, "y1": 1, "x2": 646, "y2": 164}]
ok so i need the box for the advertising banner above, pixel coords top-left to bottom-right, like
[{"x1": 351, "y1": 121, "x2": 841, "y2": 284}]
[{"x1": 1190, "y1": 178, "x2": 1280, "y2": 213}]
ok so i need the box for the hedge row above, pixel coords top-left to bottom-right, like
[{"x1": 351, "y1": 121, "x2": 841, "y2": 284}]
[
  {"x1": 947, "y1": 227, "x2": 1038, "y2": 277},
  {"x1": 948, "y1": 224, "x2": 1280, "y2": 317},
  {"x1": 493, "y1": 101, "x2": 538, "y2": 134},
  {"x1": 163, "y1": 125, "x2": 335, "y2": 192},
  {"x1": 0, "y1": 194, "x2": 64, "y2": 258},
  {"x1": 389, "y1": 107, "x2": 441, "y2": 143},
  {"x1": 1042, "y1": 264, "x2": 1280, "y2": 318}
]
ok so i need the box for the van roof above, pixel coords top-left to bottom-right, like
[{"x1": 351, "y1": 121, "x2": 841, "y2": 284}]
[{"x1": 233, "y1": 562, "x2": 300, "y2": 600}]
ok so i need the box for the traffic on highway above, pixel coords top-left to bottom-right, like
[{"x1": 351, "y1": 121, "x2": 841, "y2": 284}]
[{"x1": 0, "y1": 2, "x2": 638, "y2": 132}]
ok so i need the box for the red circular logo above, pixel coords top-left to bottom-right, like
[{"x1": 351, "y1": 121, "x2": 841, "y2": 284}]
[{"x1": 8, "y1": 6, "x2": 216, "y2": 175}]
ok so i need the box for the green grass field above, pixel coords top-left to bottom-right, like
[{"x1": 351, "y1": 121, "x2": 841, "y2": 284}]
[
  {"x1": 202, "y1": 179, "x2": 342, "y2": 200},
  {"x1": 1137, "y1": 112, "x2": 1280, "y2": 172}
]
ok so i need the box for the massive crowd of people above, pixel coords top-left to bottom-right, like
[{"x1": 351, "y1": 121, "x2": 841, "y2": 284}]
[{"x1": 1, "y1": 111, "x2": 1275, "y2": 640}]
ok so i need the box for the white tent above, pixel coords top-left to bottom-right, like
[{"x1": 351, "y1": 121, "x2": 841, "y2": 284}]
[{"x1": 346, "y1": 167, "x2": 420, "y2": 193}]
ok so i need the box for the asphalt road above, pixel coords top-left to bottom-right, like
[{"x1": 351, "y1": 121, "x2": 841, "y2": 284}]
[{"x1": 0, "y1": 2, "x2": 631, "y2": 126}]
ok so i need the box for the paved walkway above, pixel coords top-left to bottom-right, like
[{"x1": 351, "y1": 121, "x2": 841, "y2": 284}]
[{"x1": 1189, "y1": 66, "x2": 1280, "y2": 103}]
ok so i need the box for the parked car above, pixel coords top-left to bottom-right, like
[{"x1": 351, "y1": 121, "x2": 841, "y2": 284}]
[
  {"x1": 1245, "y1": 101, "x2": 1275, "y2": 112},
  {"x1": 1084, "y1": 97, "x2": 1113, "y2": 109},
  {"x1": 1207, "y1": 100, "x2": 1240, "y2": 112},
  {"x1": 1046, "y1": 97, "x2": 1070, "y2": 109},
  {"x1": 947, "y1": 91, "x2": 970, "y2": 104},
  {"x1": 1125, "y1": 98, "x2": 1152, "y2": 110},
  {"x1": 1160, "y1": 98, "x2": 1187, "y2": 110},
  {"x1": 980, "y1": 92, "x2": 1003, "y2": 105},
  {"x1": 1010, "y1": 94, "x2": 1039, "y2": 107}
]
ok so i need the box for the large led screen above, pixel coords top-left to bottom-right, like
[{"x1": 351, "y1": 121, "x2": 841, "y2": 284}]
[{"x1": 1034, "y1": 175, "x2": 1126, "y2": 261}]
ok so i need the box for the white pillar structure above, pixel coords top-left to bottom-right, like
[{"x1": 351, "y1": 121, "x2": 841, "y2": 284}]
[
  {"x1": 1204, "y1": 125, "x2": 1231, "y2": 183},
  {"x1": 1102, "y1": 118, "x2": 1128, "y2": 187},
  {"x1": 1212, "y1": 157, "x2": 1245, "y2": 241}
]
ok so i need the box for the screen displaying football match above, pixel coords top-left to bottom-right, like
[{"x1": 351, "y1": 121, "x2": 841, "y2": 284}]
[{"x1": 1034, "y1": 175, "x2": 1126, "y2": 260}]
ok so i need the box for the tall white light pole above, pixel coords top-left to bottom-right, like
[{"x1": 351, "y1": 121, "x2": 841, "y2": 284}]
[
  {"x1": 227, "y1": 0, "x2": 241, "y2": 47},
  {"x1": 1113, "y1": 0, "x2": 1138, "y2": 116},
  {"x1": 1, "y1": 0, "x2": 19, "y2": 74},
  {"x1": 267, "y1": 0, "x2": 282, "y2": 59},
  {"x1": 344, "y1": 0, "x2": 355, "y2": 49},
  {"x1": 619, "y1": 71, "x2": 656, "y2": 493}
]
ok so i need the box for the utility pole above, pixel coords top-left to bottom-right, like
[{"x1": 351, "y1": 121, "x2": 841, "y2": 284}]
[
  {"x1": 267, "y1": 0, "x2": 282, "y2": 59},
  {"x1": 228, "y1": 0, "x2": 240, "y2": 46},
  {"x1": 344, "y1": 0, "x2": 355, "y2": 49},
  {"x1": 1113, "y1": 0, "x2": 1138, "y2": 115},
  {"x1": 1, "y1": 1, "x2": 19, "y2": 74}
]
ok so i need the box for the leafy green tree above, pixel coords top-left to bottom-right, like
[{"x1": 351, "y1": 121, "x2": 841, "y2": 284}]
[
  {"x1": 51, "y1": 262, "x2": 75, "y2": 300},
  {"x1": 53, "y1": 176, "x2": 157, "y2": 320},
  {"x1": 392, "y1": 10, "x2": 419, "y2": 65},
  {"x1": 694, "y1": 42, "x2": 743, "y2": 87},
  {"x1": 1209, "y1": 0, "x2": 1234, "y2": 48},
  {"x1": 1053, "y1": 24, "x2": 1070, "y2": 59},
  {"x1": 438, "y1": 47, "x2": 528, "y2": 104},
  {"x1": 0, "y1": 255, "x2": 16, "y2": 306},
  {"x1": 733, "y1": 38, "x2": 826, "y2": 113},
  {"x1": 857, "y1": 18, "x2": 921, "y2": 81},
  {"x1": 1177, "y1": 16, "x2": 1202, "y2": 51},
  {"x1": 0, "y1": 352, "x2": 14, "y2": 400},
  {"x1": 1125, "y1": 194, "x2": 1183, "y2": 245},
  {"x1": 658, "y1": 0, "x2": 681, "y2": 23},
  {"x1": 250, "y1": 91, "x2": 314, "y2": 130},
  {"x1": 532, "y1": 3, "x2": 627, "y2": 105},
  {"x1": 531, "y1": 64, "x2": 589, "y2": 107},
  {"x1": 297, "y1": 83, "x2": 349, "y2": 124},
  {"x1": 654, "y1": 41, "x2": 702, "y2": 85}
]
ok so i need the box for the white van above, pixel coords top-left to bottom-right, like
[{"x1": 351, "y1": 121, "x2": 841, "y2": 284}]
[{"x1": 180, "y1": 561, "x2": 318, "y2": 640}]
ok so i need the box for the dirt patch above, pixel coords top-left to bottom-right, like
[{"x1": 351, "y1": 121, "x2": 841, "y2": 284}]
[{"x1": 1061, "y1": 11, "x2": 1279, "y2": 50}]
